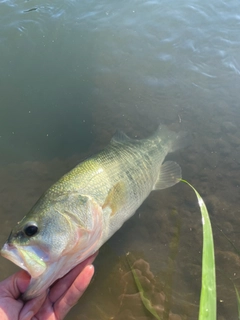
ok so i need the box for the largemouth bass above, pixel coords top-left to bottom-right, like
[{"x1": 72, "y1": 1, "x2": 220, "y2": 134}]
[{"x1": 1, "y1": 125, "x2": 185, "y2": 300}]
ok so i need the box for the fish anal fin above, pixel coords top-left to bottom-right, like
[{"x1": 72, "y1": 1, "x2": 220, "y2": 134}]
[
  {"x1": 102, "y1": 181, "x2": 126, "y2": 216},
  {"x1": 153, "y1": 161, "x2": 182, "y2": 190}
]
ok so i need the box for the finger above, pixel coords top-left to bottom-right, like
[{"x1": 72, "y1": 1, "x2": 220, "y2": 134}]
[
  {"x1": 0, "y1": 270, "x2": 30, "y2": 299},
  {"x1": 54, "y1": 264, "x2": 94, "y2": 320},
  {"x1": 19, "y1": 291, "x2": 47, "y2": 320},
  {"x1": 49, "y1": 251, "x2": 98, "y2": 303},
  {"x1": 27, "y1": 296, "x2": 54, "y2": 320}
]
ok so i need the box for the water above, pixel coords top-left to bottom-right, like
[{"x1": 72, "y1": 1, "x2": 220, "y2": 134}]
[{"x1": 0, "y1": 0, "x2": 240, "y2": 319}]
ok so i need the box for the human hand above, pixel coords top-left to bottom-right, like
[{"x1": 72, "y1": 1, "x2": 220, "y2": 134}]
[{"x1": 0, "y1": 252, "x2": 98, "y2": 320}]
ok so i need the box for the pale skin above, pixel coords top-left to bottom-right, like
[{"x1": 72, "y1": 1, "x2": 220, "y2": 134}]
[{"x1": 0, "y1": 252, "x2": 98, "y2": 320}]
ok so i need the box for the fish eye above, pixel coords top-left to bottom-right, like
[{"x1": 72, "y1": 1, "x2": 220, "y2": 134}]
[{"x1": 24, "y1": 223, "x2": 38, "y2": 237}]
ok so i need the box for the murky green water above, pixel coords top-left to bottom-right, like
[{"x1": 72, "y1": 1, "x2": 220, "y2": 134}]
[{"x1": 1, "y1": 0, "x2": 240, "y2": 319}]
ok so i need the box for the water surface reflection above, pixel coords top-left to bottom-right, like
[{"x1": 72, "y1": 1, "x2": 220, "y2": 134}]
[{"x1": 1, "y1": 0, "x2": 240, "y2": 319}]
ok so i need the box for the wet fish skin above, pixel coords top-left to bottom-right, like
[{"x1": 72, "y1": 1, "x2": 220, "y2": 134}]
[{"x1": 1, "y1": 125, "x2": 184, "y2": 300}]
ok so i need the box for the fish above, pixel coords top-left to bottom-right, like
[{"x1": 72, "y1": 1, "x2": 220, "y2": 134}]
[{"x1": 1, "y1": 125, "x2": 185, "y2": 300}]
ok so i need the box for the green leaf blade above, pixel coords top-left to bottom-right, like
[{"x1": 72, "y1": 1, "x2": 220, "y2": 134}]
[
  {"x1": 126, "y1": 254, "x2": 162, "y2": 320},
  {"x1": 181, "y1": 179, "x2": 216, "y2": 320}
]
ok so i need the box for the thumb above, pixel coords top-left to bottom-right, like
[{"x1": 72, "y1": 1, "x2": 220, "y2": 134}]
[{"x1": 0, "y1": 270, "x2": 30, "y2": 299}]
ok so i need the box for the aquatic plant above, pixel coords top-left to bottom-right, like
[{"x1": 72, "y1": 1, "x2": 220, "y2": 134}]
[
  {"x1": 181, "y1": 180, "x2": 216, "y2": 320},
  {"x1": 234, "y1": 283, "x2": 240, "y2": 320},
  {"x1": 126, "y1": 252, "x2": 162, "y2": 320},
  {"x1": 97, "y1": 180, "x2": 218, "y2": 319},
  {"x1": 126, "y1": 180, "x2": 216, "y2": 319}
]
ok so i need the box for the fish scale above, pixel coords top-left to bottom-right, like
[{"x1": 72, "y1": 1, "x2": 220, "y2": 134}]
[{"x1": 1, "y1": 125, "x2": 185, "y2": 299}]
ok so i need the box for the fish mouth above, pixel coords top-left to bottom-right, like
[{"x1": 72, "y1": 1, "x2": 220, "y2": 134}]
[
  {"x1": 1, "y1": 198, "x2": 103, "y2": 300},
  {"x1": 1, "y1": 243, "x2": 47, "y2": 278},
  {"x1": 1, "y1": 233, "x2": 101, "y2": 300}
]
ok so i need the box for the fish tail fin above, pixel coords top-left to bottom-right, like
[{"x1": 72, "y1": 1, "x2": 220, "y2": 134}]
[
  {"x1": 169, "y1": 130, "x2": 189, "y2": 153},
  {"x1": 150, "y1": 125, "x2": 189, "y2": 190},
  {"x1": 152, "y1": 125, "x2": 190, "y2": 153}
]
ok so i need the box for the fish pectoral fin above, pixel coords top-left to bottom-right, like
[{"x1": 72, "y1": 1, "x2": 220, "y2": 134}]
[
  {"x1": 153, "y1": 161, "x2": 182, "y2": 190},
  {"x1": 102, "y1": 181, "x2": 126, "y2": 217}
]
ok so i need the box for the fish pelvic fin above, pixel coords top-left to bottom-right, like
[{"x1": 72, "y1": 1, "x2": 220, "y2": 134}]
[{"x1": 153, "y1": 161, "x2": 182, "y2": 190}]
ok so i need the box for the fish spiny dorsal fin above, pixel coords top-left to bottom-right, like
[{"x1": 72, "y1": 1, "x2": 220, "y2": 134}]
[{"x1": 110, "y1": 130, "x2": 133, "y2": 144}]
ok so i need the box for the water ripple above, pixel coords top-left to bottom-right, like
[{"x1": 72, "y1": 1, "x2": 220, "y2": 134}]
[{"x1": 0, "y1": 0, "x2": 240, "y2": 108}]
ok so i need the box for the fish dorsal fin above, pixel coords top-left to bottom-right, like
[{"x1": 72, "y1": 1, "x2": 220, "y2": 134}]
[
  {"x1": 153, "y1": 161, "x2": 182, "y2": 190},
  {"x1": 111, "y1": 130, "x2": 132, "y2": 144}
]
